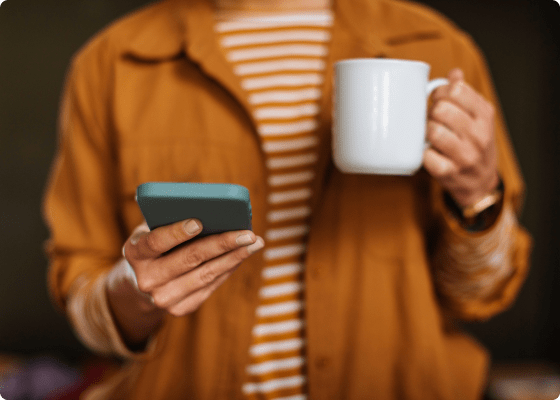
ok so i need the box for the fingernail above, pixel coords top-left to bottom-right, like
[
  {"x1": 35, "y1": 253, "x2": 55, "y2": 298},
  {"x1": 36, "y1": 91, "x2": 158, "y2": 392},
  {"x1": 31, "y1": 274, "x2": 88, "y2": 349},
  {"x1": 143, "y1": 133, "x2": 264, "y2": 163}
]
[
  {"x1": 247, "y1": 237, "x2": 264, "y2": 254},
  {"x1": 185, "y1": 219, "x2": 201, "y2": 234},
  {"x1": 131, "y1": 232, "x2": 143, "y2": 245},
  {"x1": 236, "y1": 233, "x2": 255, "y2": 246}
]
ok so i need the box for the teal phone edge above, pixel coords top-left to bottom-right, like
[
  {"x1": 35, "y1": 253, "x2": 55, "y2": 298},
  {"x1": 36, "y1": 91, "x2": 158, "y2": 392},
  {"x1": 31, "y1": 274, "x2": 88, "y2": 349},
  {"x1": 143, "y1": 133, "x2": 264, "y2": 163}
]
[{"x1": 136, "y1": 182, "x2": 253, "y2": 236}]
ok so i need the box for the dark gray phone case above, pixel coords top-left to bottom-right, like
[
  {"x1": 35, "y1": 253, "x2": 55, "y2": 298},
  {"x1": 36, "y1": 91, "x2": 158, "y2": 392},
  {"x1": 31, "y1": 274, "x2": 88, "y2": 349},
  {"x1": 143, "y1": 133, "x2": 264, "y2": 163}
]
[{"x1": 136, "y1": 182, "x2": 252, "y2": 237}]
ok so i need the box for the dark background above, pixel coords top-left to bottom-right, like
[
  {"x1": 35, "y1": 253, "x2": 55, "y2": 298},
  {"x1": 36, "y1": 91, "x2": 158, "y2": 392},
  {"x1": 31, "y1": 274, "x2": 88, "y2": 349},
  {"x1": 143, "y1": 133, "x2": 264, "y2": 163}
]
[{"x1": 0, "y1": 0, "x2": 558, "y2": 368}]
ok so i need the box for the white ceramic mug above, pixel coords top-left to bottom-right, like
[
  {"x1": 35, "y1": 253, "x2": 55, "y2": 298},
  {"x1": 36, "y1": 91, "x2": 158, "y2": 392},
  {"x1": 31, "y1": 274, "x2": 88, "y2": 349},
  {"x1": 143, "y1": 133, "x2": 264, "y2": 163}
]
[{"x1": 333, "y1": 58, "x2": 448, "y2": 175}]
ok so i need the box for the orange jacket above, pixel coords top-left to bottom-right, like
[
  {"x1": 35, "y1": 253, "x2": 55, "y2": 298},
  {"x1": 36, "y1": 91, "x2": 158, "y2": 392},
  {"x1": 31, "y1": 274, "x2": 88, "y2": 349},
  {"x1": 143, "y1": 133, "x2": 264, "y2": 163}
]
[{"x1": 43, "y1": 0, "x2": 532, "y2": 398}]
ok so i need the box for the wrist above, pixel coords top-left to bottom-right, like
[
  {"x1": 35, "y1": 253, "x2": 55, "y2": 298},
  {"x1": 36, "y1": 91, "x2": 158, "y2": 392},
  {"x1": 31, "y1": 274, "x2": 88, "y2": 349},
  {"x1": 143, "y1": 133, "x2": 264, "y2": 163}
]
[
  {"x1": 444, "y1": 177, "x2": 504, "y2": 232},
  {"x1": 105, "y1": 259, "x2": 165, "y2": 349},
  {"x1": 107, "y1": 258, "x2": 159, "y2": 313}
]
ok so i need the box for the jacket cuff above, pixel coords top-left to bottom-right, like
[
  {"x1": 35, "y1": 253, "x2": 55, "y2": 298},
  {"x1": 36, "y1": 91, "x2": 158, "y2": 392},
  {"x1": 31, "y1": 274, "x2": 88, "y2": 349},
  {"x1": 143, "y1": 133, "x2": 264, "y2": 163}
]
[
  {"x1": 66, "y1": 262, "x2": 165, "y2": 360},
  {"x1": 434, "y1": 200, "x2": 530, "y2": 321}
]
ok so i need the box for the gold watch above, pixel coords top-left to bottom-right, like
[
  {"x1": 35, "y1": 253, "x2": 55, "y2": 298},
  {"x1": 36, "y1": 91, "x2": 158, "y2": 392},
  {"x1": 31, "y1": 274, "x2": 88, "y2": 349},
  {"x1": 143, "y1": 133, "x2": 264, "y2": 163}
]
[
  {"x1": 459, "y1": 179, "x2": 504, "y2": 229},
  {"x1": 461, "y1": 188, "x2": 503, "y2": 219}
]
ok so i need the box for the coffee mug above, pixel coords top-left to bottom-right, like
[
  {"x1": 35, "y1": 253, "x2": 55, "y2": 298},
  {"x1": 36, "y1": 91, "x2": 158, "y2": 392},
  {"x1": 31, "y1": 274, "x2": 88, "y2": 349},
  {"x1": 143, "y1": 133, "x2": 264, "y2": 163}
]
[{"x1": 333, "y1": 58, "x2": 448, "y2": 175}]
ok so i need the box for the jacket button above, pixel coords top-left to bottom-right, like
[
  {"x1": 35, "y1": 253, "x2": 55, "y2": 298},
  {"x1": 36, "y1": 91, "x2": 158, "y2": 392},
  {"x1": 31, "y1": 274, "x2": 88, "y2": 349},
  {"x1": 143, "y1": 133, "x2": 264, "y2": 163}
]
[
  {"x1": 309, "y1": 266, "x2": 320, "y2": 280},
  {"x1": 314, "y1": 356, "x2": 331, "y2": 370}
]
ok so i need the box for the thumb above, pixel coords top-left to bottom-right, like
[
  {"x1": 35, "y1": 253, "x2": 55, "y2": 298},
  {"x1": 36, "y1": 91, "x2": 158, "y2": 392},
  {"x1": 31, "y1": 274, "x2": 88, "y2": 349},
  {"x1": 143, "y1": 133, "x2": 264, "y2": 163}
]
[{"x1": 447, "y1": 68, "x2": 464, "y2": 83}]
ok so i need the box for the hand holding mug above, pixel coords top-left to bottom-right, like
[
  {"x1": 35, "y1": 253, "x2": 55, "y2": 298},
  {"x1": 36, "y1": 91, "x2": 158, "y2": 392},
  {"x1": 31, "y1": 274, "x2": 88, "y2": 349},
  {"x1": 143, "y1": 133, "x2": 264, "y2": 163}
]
[{"x1": 423, "y1": 68, "x2": 500, "y2": 208}]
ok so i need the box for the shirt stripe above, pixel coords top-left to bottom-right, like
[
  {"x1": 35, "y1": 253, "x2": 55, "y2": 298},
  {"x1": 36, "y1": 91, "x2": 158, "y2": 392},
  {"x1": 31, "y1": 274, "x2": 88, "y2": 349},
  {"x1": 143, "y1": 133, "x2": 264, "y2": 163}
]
[
  {"x1": 215, "y1": 11, "x2": 333, "y2": 32},
  {"x1": 242, "y1": 375, "x2": 306, "y2": 395},
  {"x1": 236, "y1": 59, "x2": 326, "y2": 76},
  {"x1": 264, "y1": 243, "x2": 306, "y2": 260},
  {"x1": 228, "y1": 44, "x2": 328, "y2": 62},
  {"x1": 249, "y1": 338, "x2": 306, "y2": 357},
  {"x1": 247, "y1": 356, "x2": 306, "y2": 375},
  {"x1": 221, "y1": 29, "x2": 330, "y2": 47},
  {"x1": 261, "y1": 262, "x2": 305, "y2": 279},
  {"x1": 215, "y1": 10, "x2": 332, "y2": 399},
  {"x1": 249, "y1": 88, "x2": 322, "y2": 105},
  {"x1": 245, "y1": 74, "x2": 323, "y2": 91},
  {"x1": 256, "y1": 300, "x2": 304, "y2": 318},
  {"x1": 252, "y1": 319, "x2": 305, "y2": 337},
  {"x1": 268, "y1": 171, "x2": 315, "y2": 187},
  {"x1": 259, "y1": 282, "x2": 305, "y2": 299},
  {"x1": 268, "y1": 188, "x2": 313, "y2": 204},
  {"x1": 263, "y1": 137, "x2": 319, "y2": 153},
  {"x1": 256, "y1": 104, "x2": 320, "y2": 120}
]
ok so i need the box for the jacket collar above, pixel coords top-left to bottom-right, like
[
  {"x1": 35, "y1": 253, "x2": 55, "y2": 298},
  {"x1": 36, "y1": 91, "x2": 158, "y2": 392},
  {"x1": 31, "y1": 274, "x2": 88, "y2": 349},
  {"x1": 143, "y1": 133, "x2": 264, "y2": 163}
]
[{"x1": 123, "y1": 0, "x2": 443, "y2": 62}]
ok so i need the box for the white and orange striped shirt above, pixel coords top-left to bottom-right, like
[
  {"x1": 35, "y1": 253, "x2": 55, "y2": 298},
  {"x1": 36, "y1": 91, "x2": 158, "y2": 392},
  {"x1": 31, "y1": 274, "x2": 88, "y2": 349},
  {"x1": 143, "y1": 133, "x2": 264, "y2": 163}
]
[{"x1": 214, "y1": 9, "x2": 334, "y2": 400}]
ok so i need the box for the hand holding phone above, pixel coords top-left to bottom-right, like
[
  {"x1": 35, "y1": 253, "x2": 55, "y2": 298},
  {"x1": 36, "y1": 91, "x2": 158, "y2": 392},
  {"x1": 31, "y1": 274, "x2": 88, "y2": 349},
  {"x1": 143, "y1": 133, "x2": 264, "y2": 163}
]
[
  {"x1": 121, "y1": 217, "x2": 264, "y2": 317},
  {"x1": 106, "y1": 182, "x2": 264, "y2": 346}
]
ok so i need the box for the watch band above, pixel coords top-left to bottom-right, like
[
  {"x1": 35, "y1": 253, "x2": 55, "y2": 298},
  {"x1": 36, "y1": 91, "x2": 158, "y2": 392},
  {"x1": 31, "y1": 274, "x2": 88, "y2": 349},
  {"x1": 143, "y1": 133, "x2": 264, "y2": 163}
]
[
  {"x1": 461, "y1": 188, "x2": 504, "y2": 219},
  {"x1": 443, "y1": 178, "x2": 504, "y2": 232}
]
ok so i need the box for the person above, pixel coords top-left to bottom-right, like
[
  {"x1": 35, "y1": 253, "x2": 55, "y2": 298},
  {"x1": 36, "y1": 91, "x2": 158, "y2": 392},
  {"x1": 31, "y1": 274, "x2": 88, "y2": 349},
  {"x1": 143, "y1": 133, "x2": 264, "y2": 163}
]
[{"x1": 42, "y1": 0, "x2": 532, "y2": 398}]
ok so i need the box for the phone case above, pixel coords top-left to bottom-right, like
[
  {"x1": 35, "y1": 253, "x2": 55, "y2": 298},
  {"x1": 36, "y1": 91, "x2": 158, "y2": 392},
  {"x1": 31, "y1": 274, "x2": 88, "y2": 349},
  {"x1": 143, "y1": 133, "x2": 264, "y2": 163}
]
[{"x1": 136, "y1": 182, "x2": 252, "y2": 237}]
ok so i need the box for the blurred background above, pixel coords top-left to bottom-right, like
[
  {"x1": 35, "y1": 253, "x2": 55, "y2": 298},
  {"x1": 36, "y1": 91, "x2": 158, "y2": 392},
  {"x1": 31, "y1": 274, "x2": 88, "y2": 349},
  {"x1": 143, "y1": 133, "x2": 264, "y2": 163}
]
[{"x1": 0, "y1": 0, "x2": 558, "y2": 398}]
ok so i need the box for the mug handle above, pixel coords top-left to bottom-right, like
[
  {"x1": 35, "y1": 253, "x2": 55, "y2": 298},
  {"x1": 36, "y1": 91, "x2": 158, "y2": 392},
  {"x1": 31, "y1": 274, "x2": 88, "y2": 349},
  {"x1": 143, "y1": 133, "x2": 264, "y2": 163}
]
[
  {"x1": 427, "y1": 78, "x2": 449, "y2": 95},
  {"x1": 424, "y1": 78, "x2": 449, "y2": 149}
]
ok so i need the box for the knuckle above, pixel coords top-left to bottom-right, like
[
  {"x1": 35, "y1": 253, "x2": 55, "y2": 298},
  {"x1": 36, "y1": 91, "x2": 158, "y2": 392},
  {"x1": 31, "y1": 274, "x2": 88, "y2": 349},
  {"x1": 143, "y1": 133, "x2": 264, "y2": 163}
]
[
  {"x1": 431, "y1": 87, "x2": 445, "y2": 102},
  {"x1": 449, "y1": 82, "x2": 463, "y2": 100},
  {"x1": 433, "y1": 124, "x2": 446, "y2": 143},
  {"x1": 462, "y1": 151, "x2": 479, "y2": 168},
  {"x1": 170, "y1": 225, "x2": 186, "y2": 243},
  {"x1": 427, "y1": 122, "x2": 438, "y2": 141},
  {"x1": 123, "y1": 242, "x2": 135, "y2": 261},
  {"x1": 170, "y1": 301, "x2": 199, "y2": 317},
  {"x1": 171, "y1": 222, "x2": 190, "y2": 242},
  {"x1": 233, "y1": 248, "x2": 248, "y2": 264},
  {"x1": 136, "y1": 274, "x2": 153, "y2": 293},
  {"x1": 151, "y1": 293, "x2": 164, "y2": 308},
  {"x1": 144, "y1": 233, "x2": 159, "y2": 253},
  {"x1": 433, "y1": 101, "x2": 450, "y2": 120},
  {"x1": 438, "y1": 163, "x2": 454, "y2": 179},
  {"x1": 198, "y1": 266, "x2": 217, "y2": 286},
  {"x1": 183, "y1": 249, "x2": 204, "y2": 268},
  {"x1": 218, "y1": 234, "x2": 234, "y2": 253},
  {"x1": 485, "y1": 102, "x2": 495, "y2": 118},
  {"x1": 432, "y1": 167, "x2": 447, "y2": 179},
  {"x1": 427, "y1": 163, "x2": 443, "y2": 179},
  {"x1": 480, "y1": 133, "x2": 493, "y2": 150},
  {"x1": 168, "y1": 306, "x2": 186, "y2": 317}
]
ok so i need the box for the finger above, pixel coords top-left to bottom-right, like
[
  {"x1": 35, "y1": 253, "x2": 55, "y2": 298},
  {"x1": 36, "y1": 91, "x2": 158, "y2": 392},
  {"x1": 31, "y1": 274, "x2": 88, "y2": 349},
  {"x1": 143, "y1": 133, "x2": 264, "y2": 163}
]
[
  {"x1": 423, "y1": 147, "x2": 458, "y2": 180},
  {"x1": 151, "y1": 237, "x2": 264, "y2": 309},
  {"x1": 429, "y1": 99, "x2": 474, "y2": 140},
  {"x1": 139, "y1": 230, "x2": 260, "y2": 290},
  {"x1": 430, "y1": 69, "x2": 463, "y2": 103},
  {"x1": 167, "y1": 268, "x2": 236, "y2": 317},
  {"x1": 127, "y1": 218, "x2": 202, "y2": 261},
  {"x1": 426, "y1": 121, "x2": 481, "y2": 169},
  {"x1": 448, "y1": 80, "x2": 494, "y2": 121},
  {"x1": 123, "y1": 221, "x2": 150, "y2": 258},
  {"x1": 447, "y1": 68, "x2": 464, "y2": 83}
]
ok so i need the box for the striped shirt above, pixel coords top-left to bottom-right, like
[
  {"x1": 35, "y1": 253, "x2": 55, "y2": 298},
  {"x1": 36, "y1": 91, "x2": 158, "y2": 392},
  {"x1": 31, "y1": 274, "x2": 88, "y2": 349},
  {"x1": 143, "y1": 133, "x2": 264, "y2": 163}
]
[{"x1": 215, "y1": 9, "x2": 334, "y2": 400}]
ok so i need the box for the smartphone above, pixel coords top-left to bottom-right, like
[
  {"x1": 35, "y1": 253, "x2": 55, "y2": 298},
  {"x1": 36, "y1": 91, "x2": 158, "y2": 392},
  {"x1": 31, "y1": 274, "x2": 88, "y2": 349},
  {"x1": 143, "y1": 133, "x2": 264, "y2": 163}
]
[{"x1": 136, "y1": 182, "x2": 252, "y2": 238}]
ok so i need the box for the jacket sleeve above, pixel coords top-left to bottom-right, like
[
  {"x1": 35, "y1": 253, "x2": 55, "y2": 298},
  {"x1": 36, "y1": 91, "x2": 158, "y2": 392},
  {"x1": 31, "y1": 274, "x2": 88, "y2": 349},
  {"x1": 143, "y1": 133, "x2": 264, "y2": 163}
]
[
  {"x1": 430, "y1": 32, "x2": 533, "y2": 321},
  {"x1": 42, "y1": 40, "x2": 163, "y2": 359}
]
